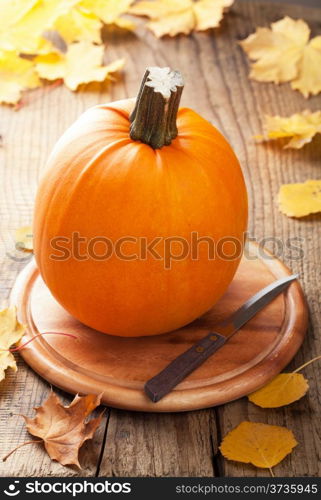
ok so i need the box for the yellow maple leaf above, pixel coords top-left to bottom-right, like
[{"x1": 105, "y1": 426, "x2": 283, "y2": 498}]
[
  {"x1": 35, "y1": 42, "x2": 125, "y2": 91},
  {"x1": 257, "y1": 110, "x2": 321, "y2": 149},
  {"x1": 54, "y1": 7, "x2": 103, "y2": 44},
  {"x1": 240, "y1": 16, "x2": 321, "y2": 98},
  {"x1": 278, "y1": 180, "x2": 321, "y2": 218},
  {"x1": 248, "y1": 374, "x2": 308, "y2": 408},
  {"x1": 80, "y1": 0, "x2": 135, "y2": 30},
  {"x1": 0, "y1": 51, "x2": 40, "y2": 104},
  {"x1": 130, "y1": 0, "x2": 234, "y2": 38},
  {"x1": 220, "y1": 422, "x2": 298, "y2": 474},
  {"x1": 0, "y1": 307, "x2": 25, "y2": 382},
  {"x1": 0, "y1": 0, "x2": 37, "y2": 28},
  {"x1": 15, "y1": 225, "x2": 34, "y2": 252},
  {"x1": 0, "y1": 0, "x2": 78, "y2": 54}
]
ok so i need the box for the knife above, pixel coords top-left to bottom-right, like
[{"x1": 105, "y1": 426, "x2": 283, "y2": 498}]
[{"x1": 144, "y1": 274, "x2": 298, "y2": 402}]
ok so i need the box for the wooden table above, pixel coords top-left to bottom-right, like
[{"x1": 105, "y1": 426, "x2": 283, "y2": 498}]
[{"x1": 0, "y1": 0, "x2": 320, "y2": 477}]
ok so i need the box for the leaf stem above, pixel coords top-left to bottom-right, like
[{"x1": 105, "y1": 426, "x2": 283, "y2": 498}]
[
  {"x1": 293, "y1": 355, "x2": 321, "y2": 373},
  {"x1": 0, "y1": 332, "x2": 77, "y2": 352},
  {"x1": 3, "y1": 440, "x2": 42, "y2": 462}
]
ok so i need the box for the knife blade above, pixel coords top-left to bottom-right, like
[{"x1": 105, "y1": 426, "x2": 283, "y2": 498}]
[{"x1": 144, "y1": 274, "x2": 298, "y2": 403}]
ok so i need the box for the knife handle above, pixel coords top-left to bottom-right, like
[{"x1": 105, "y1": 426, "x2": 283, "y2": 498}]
[{"x1": 144, "y1": 332, "x2": 227, "y2": 402}]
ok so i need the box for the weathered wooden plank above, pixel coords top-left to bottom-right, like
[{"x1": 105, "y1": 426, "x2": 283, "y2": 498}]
[
  {"x1": 0, "y1": 0, "x2": 320, "y2": 477},
  {"x1": 211, "y1": 1, "x2": 321, "y2": 477},
  {"x1": 0, "y1": 60, "x2": 118, "y2": 478},
  {"x1": 100, "y1": 410, "x2": 217, "y2": 477}
]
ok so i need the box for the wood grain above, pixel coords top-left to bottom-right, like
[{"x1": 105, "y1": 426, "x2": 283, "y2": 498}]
[
  {"x1": 11, "y1": 245, "x2": 307, "y2": 412},
  {"x1": 0, "y1": 0, "x2": 320, "y2": 477}
]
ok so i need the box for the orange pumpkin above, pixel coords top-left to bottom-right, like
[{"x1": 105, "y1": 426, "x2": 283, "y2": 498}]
[{"x1": 33, "y1": 67, "x2": 247, "y2": 337}]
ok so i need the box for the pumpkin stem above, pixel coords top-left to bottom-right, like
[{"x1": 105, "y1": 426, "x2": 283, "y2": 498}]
[{"x1": 129, "y1": 67, "x2": 184, "y2": 149}]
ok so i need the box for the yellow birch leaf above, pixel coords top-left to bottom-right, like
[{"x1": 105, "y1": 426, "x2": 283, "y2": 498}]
[
  {"x1": 240, "y1": 16, "x2": 321, "y2": 97},
  {"x1": 220, "y1": 422, "x2": 298, "y2": 471},
  {"x1": 15, "y1": 225, "x2": 34, "y2": 252},
  {"x1": 130, "y1": 0, "x2": 234, "y2": 38},
  {"x1": 0, "y1": 51, "x2": 40, "y2": 104},
  {"x1": 257, "y1": 110, "x2": 321, "y2": 149},
  {"x1": 248, "y1": 373, "x2": 309, "y2": 408},
  {"x1": 80, "y1": 0, "x2": 135, "y2": 28},
  {"x1": 54, "y1": 7, "x2": 103, "y2": 44},
  {"x1": 35, "y1": 42, "x2": 125, "y2": 91},
  {"x1": 0, "y1": 307, "x2": 25, "y2": 382},
  {"x1": 0, "y1": 0, "x2": 78, "y2": 54},
  {"x1": 278, "y1": 180, "x2": 321, "y2": 218}
]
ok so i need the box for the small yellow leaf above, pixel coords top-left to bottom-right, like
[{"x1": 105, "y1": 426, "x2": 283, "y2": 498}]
[
  {"x1": 0, "y1": 0, "x2": 78, "y2": 54},
  {"x1": 15, "y1": 225, "x2": 33, "y2": 252},
  {"x1": 257, "y1": 110, "x2": 321, "y2": 149},
  {"x1": 54, "y1": 7, "x2": 103, "y2": 44},
  {"x1": 278, "y1": 180, "x2": 321, "y2": 218},
  {"x1": 220, "y1": 422, "x2": 298, "y2": 470},
  {"x1": 248, "y1": 373, "x2": 309, "y2": 408},
  {"x1": 35, "y1": 42, "x2": 125, "y2": 91},
  {"x1": 0, "y1": 307, "x2": 25, "y2": 382},
  {"x1": 0, "y1": 51, "x2": 40, "y2": 105},
  {"x1": 80, "y1": 0, "x2": 134, "y2": 28},
  {"x1": 240, "y1": 16, "x2": 321, "y2": 97},
  {"x1": 130, "y1": 0, "x2": 234, "y2": 38}
]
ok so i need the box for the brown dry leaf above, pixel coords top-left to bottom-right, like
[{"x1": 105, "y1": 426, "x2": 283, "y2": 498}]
[
  {"x1": 130, "y1": 0, "x2": 234, "y2": 38},
  {"x1": 0, "y1": 307, "x2": 25, "y2": 382},
  {"x1": 248, "y1": 374, "x2": 308, "y2": 408},
  {"x1": 257, "y1": 110, "x2": 321, "y2": 149},
  {"x1": 220, "y1": 422, "x2": 298, "y2": 474},
  {"x1": 278, "y1": 180, "x2": 321, "y2": 217},
  {"x1": 35, "y1": 42, "x2": 125, "y2": 91},
  {"x1": 23, "y1": 391, "x2": 104, "y2": 467},
  {"x1": 240, "y1": 16, "x2": 321, "y2": 97},
  {"x1": 15, "y1": 225, "x2": 33, "y2": 252}
]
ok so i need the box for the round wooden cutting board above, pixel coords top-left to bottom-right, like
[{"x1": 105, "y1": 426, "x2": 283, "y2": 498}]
[{"x1": 11, "y1": 243, "x2": 308, "y2": 412}]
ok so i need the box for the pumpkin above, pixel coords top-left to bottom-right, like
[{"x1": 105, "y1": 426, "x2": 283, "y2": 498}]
[{"x1": 33, "y1": 67, "x2": 248, "y2": 337}]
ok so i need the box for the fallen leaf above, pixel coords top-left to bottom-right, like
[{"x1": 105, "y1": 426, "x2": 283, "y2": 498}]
[
  {"x1": 248, "y1": 374, "x2": 308, "y2": 408},
  {"x1": 0, "y1": 0, "x2": 78, "y2": 54},
  {"x1": 256, "y1": 110, "x2": 321, "y2": 149},
  {"x1": 0, "y1": 0, "x2": 37, "y2": 28},
  {"x1": 0, "y1": 51, "x2": 40, "y2": 105},
  {"x1": 248, "y1": 355, "x2": 321, "y2": 407},
  {"x1": 0, "y1": 307, "x2": 25, "y2": 382},
  {"x1": 240, "y1": 16, "x2": 321, "y2": 97},
  {"x1": 35, "y1": 42, "x2": 125, "y2": 90},
  {"x1": 54, "y1": 6, "x2": 103, "y2": 44},
  {"x1": 130, "y1": 0, "x2": 234, "y2": 37},
  {"x1": 80, "y1": 0, "x2": 135, "y2": 30},
  {"x1": 278, "y1": 180, "x2": 321, "y2": 217},
  {"x1": 15, "y1": 225, "x2": 33, "y2": 252},
  {"x1": 220, "y1": 422, "x2": 297, "y2": 474},
  {"x1": 23, "y1": 391, "x2": 104, "y2": 467}
]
